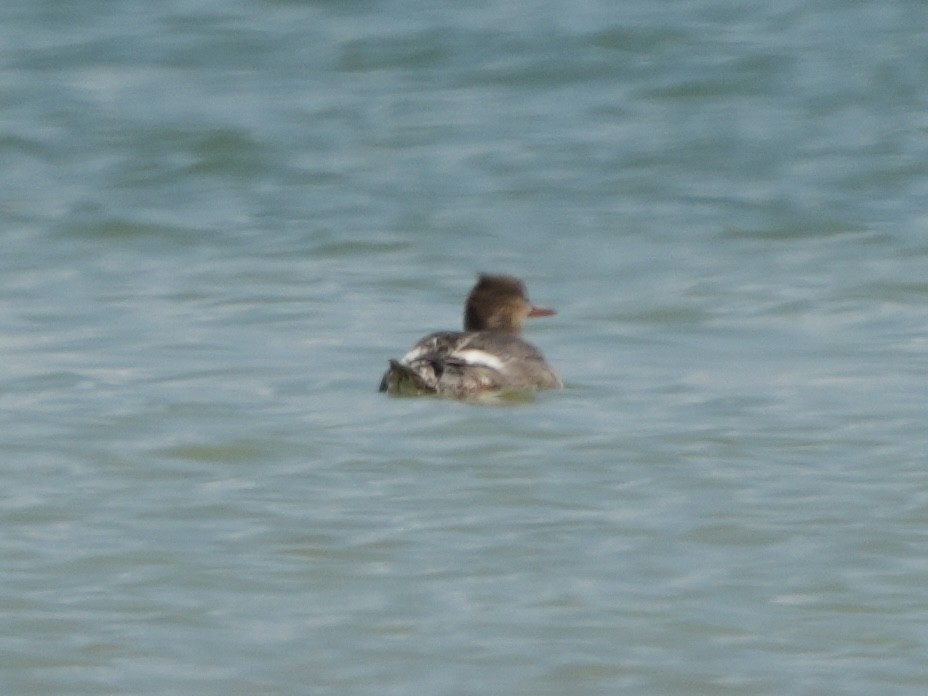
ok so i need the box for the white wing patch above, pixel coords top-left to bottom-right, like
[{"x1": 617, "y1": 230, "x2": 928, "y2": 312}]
[
  {"x1": 450, "y1": 349, "x2": 505, "y2": 372},
  {"x1": 400, "y1": 345, "x2": 429, "y2": 364}
]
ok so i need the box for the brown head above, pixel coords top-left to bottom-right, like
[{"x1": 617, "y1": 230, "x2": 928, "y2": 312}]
[{"x1": 463, "y1": 273, "x2": 556, "y2": 333}]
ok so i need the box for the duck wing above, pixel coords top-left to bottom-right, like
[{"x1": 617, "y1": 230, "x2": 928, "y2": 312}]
[
  {"x1": 378, "y1": 331, "x2": 465, "y2": 394},
  {"x1": 445, "y1": 331, "x2": 562, "y2": 390}
]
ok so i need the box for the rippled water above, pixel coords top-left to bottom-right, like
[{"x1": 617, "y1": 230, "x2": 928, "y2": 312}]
[{"x1": 2, "y1": 1, "x2": 928, "y2": 694}]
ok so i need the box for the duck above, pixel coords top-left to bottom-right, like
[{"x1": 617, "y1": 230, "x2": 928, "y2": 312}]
[{"x1": 379, "y1": 273, "x2": 562, "y2": 399}]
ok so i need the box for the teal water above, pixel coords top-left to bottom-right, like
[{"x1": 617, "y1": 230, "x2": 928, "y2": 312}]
[{"x1": 2, "y1": 1, "x2": 928, "y2": 694}]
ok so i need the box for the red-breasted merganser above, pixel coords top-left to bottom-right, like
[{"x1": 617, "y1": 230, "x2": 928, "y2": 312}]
[{"x1": 379, "y1": 274, "x2": 562, "y2": 398}]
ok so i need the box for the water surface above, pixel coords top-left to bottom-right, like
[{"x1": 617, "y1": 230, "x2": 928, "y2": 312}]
[{"x1": 2, "y1": 1, "x2": 927, "y2": 694}]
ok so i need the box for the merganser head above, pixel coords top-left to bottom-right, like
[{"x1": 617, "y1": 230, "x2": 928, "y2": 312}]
[{"x1": 463, "y1": 274, "x2": 556, "y2": 333}]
